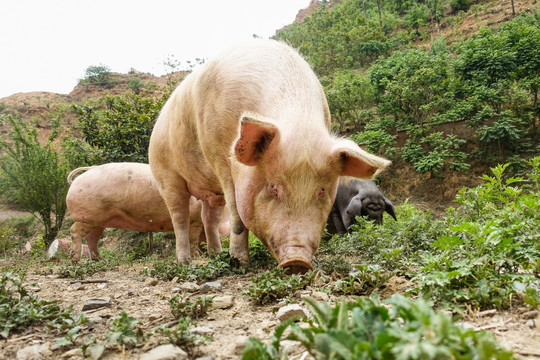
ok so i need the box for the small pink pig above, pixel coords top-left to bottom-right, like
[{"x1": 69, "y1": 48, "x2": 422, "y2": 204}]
[
  {"x1": 66, "y1": 163, "x2": 209, "y2": 262},
  {"x1": 149, "y1": 39, "x2": 390, "y2": 273}
]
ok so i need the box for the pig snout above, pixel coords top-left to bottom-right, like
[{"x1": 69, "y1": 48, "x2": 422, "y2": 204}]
[{"x1": 275, "y1": 240, "x2": 316, "y2": 274}]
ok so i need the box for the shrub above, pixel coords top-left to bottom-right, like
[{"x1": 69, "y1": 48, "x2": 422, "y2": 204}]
[{"x1": 243, "y1": 295, "x2": 515, "y2": 360}]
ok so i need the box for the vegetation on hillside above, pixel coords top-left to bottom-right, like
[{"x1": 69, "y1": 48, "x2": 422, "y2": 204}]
[{"x1": 275, "y1": 0, "x2": 540, "y2": 176}]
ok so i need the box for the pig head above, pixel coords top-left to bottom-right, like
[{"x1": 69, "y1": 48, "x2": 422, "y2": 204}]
[
  {"x1": 149, "y1": 39, "x2": 391, "y2": 273},
  {"x1": 327, "y1": 178, "x2": 397, "y2": 235}
]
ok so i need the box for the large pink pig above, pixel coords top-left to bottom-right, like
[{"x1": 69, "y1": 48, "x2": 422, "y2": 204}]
[
  {"x1": 149, "y1": 39, "x2": 390, "y2": 273},
  {"x1": 66, "y1": 163, "x2": 211, "y2": 262}
]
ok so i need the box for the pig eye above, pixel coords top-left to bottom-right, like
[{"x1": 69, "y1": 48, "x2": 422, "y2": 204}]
[{"x1": 318, "y1": 188, "x2": 326, "y2": 198}]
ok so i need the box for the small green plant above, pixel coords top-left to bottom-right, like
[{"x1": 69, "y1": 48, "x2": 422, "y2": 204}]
[
  {"x1": 335, "y1": 264, "x2": 394, "y2": 295},
  {"x1": 169, "y1": 292, "x2": 214, "y2": 320},
  {"x1": 57, "y1": 251, "x2": 122, "y2": 279},
  {"x1": 85, "y1": 311, "x2": 146, "y2": 359},
  {"x1": 411, "y1": 158, "x2": 540, "y2": 310},
  {"x1": 243, "y1": 295, "x2": 515, "y2": 360},
  {"x1": 0, "y1": 226, "x2": 17, "y2": 255},
  {"x1": 0, "y1": 272, "x2": 87, "y2": 339},
  {"x1": 155, "y1": 317, "x2": 211, "y2": 352},
  {"x1": 243, "y1": 267, "x2": 316, "y2": 305}
]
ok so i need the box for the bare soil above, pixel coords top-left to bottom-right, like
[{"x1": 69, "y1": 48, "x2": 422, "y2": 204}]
[{"x1": 0, "y1": 231, "x2": 538, "y2": 360}]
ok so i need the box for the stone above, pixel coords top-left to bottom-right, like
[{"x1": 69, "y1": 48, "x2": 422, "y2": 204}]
[
  {"x1": 234, "y1": 335, "x2": 249, "y2": 353},
  {"x1": 97, "y1": 283, "x2": 107, "y2": 290},
  {"x1": 211, "y1": 295, "x2": 234, "y2": 309},
  {"x1": 276, "y1": 304, "x2": 309, "y2": 321},
  {"x1": 16, "y1": 343, "x2": 51, "y2": 360},
  {"x1": 148, "y1": 313, "x2": 161, "y2": 321},
  {"x1": 139, "y1": 344, "x2": 188, "y2": 360},
  {"x1": 199, "y1": 281, "x2": 222, "y2": 293},
  {"x1": 147, "y1": 278, "x2": 159, "y2": 286},
  {"x1": 525, "y1": 319, "x2": 536, "y2": 329},
  {"x1": 311, "y1": 291, "x2": 330, "y2": 302},
  {"x1": 178, "y1": 282, "x2": 199, "y2": 293},
  {"x1": 61, "y1": 347, "x2": 83, "y2": 358},
  {"x1": 191, "y1": 326, "x2": 218, "y2": 335},
  {"x1": 82, "y1": 297, "x2": 111, "y2": 311},
  {"x1": 127, "y1": 289, "x2": 137, "y2": 296}
]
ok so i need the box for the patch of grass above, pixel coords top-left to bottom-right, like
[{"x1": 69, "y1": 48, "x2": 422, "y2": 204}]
[
  {"x1": 154, "y1": 318, "x2": 211, "y2": 352},
  {"x1": 410, "y1": 160, "x2": 540, "y2": 311},
  {"x1": 169, "y1": 292, "x2": 214, "y2": 320},
  {"x1": 242, "y1": 294, "x2": 516, "y2": 360},
  {"x1": 0, "y1": 272, "x2": 87, "y2": 339},
  {"x1": 334, "y1": 264, "x2": 394, "y2": 295},
  {"x1": 57, "y1": 250, "x2": 124, "y2": 279},
  {"x1": 243, "y1": 267, "x2": 316, "y2": 305}
]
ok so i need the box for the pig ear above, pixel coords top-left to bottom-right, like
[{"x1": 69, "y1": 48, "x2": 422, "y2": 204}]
[
  {"x1": 234, "y1": 116, "x2": 279, "y2": 166},
  {"x1": 384, "y1": 197, "x2": 398, "y2": 221},
  {"x1": 331, "y1": 139, "x2": 391, "y2": 178}
]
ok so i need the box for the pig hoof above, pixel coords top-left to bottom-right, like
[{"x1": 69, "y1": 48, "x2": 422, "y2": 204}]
[{"x1": 279, "y1": 259, "x2": 313, "y2": 275}]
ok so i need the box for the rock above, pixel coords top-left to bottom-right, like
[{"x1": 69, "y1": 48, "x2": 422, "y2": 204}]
[
  {"x1": 525, "y1": 319, "x2": 536, "y2": 329},
  {"x1": 171, "y1": 276, "x2": 179, "y2": 283},
  {"x1": 89, "y1": 316, "x2": 103, "y2": 323},
  {"x1": 183, "y1": 282, "x2": 200, "y2": 292},
  {"x1": 97, "y1": 283, "x2": 107, "y2": 290},
  {"x1": 148, "y1": 313, "x2": 161, "y2": 321},
  {"x1": 61, "y1": 347, "x2": 83, "y2": 358},
  {"x1": 127, "y1": 289, "x2": 137, "y2": 296},
  {"x1": 276, "y1": 304, "x2": 309, "y2": 321},
  {"x1": 195, "y1": 357, "x2": 216, "y2": 360},
  {"x1": 211, "y1": 295, "x2": 234, "y2": 309},
  {"x1": 82, "y1": 297, "x2": 111, "y2": 311},
  {"x1": 192, "y1": 326, "x2": 217, "y2": 335},
  {"x1": 460, "y1": 321, "x2": 477, "y2": 330},
  {"x1": 523, "y1": 310, "x2": 539, "y2": 319},
  {"x1": 311, "y1": 291, "x2": 329, "y2": 302},
  {"x1": 147, "y1": 278, "x2": 159, "y2": 286},
  {"x1": 234, "y1": 335, "x2": 249, "y2": 353},
  {"x1": 16, "y1": 343, "x2": 51, "y2": 360},
  {"x1": 139, "y1": 344, "x2": 188, "y2": 360},
  {"x1": 200, "y1": 281, "x2": 222, "y2": 293}
]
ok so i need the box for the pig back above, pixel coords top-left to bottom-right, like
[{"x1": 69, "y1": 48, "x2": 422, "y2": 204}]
[{"x1": 67, "y1": 163, "x2": 172, "y2": 230}]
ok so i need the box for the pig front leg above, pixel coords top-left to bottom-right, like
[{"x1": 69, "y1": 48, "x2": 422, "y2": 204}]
[
  {"x1": 201, "y1": 201, "x2": 223, "y2": 256},
  {"x1": 223, "y1": 192, "x2": 249, "y2": 266},
  {"x1": 168, "y1": 193, "x2": 192, "y2": 264}
]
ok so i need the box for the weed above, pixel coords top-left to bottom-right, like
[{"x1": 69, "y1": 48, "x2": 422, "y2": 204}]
[
  {"x1": 242, "y1": 294, "x2": 515, "y2": 360},
  {"x1": 411, "y1": 159, "x2": 540, "y2": 310},
  {"x1": 57, "y1": 250, "x2": 123, "y2": 279},
  {"x1": 84, "y1": 311, "x2": 147, "y2": 359},
  {"x1": 243, "y1": 267, "x2": 316, "y2": 305},
  {"x1": 169, "y1": 292, "x2": 214, "y2": 320},
  {"x1": 335, "y1": 264, "x2": 394, "y2": 295},
  {"x1": 0, "y1": 272, "x2": 87, "y2": 339},
  {"x1": 154, "y1": 317, "x2": 211, "y2": 353}
]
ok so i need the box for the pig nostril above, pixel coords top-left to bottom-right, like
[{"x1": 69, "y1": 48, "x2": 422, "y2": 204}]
[{"x1": 279, "y1": 259, "x2": 314, "y2": 275}]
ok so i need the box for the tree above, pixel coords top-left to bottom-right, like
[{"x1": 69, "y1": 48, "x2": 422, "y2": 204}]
[
  {"x1": 80, "y1": 64, "x2": 114, "y2": 87},
  {"x1": 74, "y1": 91, "x2": 167, "y2": 163},
  {"x1": 0, "y1": 115, "x2": 71, "y2": 245}
]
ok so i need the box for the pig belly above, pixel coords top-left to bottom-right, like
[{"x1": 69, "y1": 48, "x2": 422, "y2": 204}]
[{"x1": 102, "y1": 216, "x2": 173, "y2": 233}]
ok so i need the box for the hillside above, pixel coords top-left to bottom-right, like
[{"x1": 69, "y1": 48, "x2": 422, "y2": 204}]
[{"x1": 1, "y1": 0, "x2": 539, "y2": 213}]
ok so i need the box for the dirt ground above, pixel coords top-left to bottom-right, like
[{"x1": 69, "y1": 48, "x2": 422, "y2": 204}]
[{"x1": 0, "y1": 233, "x2": 539, "y2": 360}]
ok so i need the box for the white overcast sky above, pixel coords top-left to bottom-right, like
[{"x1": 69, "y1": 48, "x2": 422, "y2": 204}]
[{"x1": 0, "y1": 0, "x2": 311, "y2": 98}]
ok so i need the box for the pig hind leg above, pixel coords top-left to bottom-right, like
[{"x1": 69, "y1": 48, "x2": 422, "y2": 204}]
[
  {"x1": 70, "y1": 222, "x2": 97, "y2": 263},
  {"x1": 85, "y1": 227, "x2": 105, "y2": 260}
]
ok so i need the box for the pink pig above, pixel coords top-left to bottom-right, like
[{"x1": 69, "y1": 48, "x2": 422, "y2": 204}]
[
  {"x1": 149, "y1": 39, "x2": 390, "y2": 273},
  {"x1": 66, "y1": 163, "x2": 207, "y2": 262}
]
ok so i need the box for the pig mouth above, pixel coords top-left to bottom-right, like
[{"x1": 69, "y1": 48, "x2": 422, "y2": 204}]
[{"x1": 279, "y1": 256, "x2": 314, "y2": 275}]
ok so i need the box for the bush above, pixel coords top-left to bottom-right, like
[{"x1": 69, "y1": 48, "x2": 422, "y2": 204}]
[
  {"x1": 0, "y1": 115, "x2": 71, "y2": 245},
  {"x1": 243, "y1": 295, "x2": 515, "y2": 360}
]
